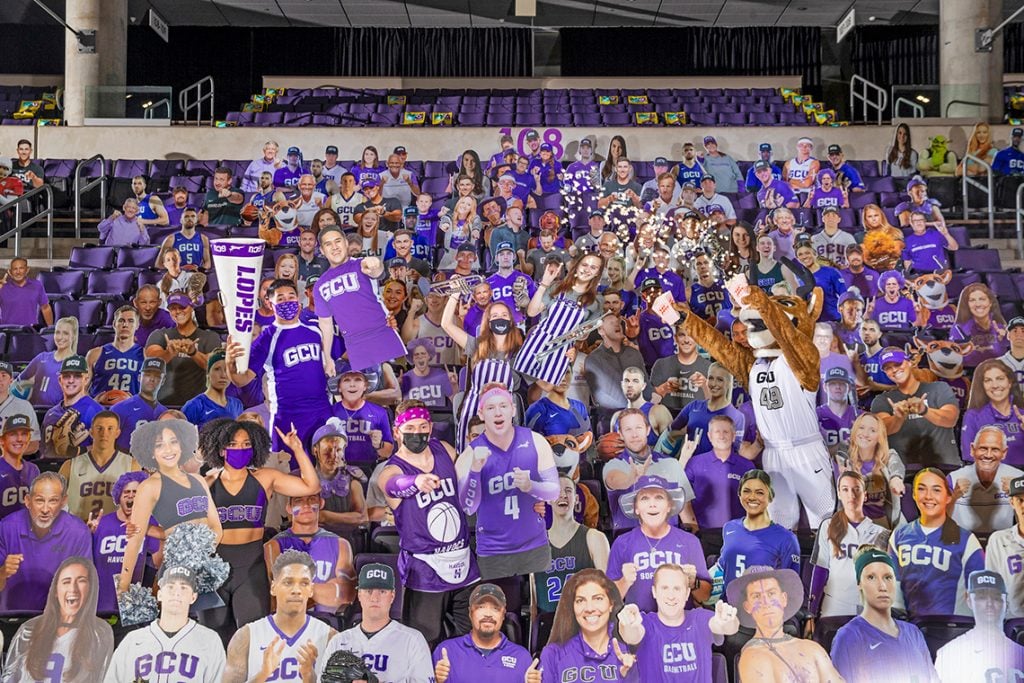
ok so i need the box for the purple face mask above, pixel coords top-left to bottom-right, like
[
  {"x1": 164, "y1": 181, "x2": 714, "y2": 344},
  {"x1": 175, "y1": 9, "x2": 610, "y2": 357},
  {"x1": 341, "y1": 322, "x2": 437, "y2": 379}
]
[
  {"x1": 225, "y1": 447, "x2": 253, "y2": 469},
  {"x1": 274, "y1": 300, "x2": 300, "y2": 321}
]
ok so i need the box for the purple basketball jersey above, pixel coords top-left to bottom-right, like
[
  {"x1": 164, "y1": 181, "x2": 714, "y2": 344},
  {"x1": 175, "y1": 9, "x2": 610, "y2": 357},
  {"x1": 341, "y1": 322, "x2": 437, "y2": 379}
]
[
  {"x1": 93, "y1": 512, "x2": 158, "y2": 614},
  {"x1": 399, "y1": 368, "x2": 452, "y2": 409},
  {"x1": 0, "y1": 458, "x2": 39, "y2": 520},
  {"x1": 606, "y1": 527, "x2": 709, "y2": 613},
  {"x1": 870, "y1": 297, "x2": 917, "y2": 330},
  {"x1": 638, "y1": 311, "x2": 675, "y2": 367}
]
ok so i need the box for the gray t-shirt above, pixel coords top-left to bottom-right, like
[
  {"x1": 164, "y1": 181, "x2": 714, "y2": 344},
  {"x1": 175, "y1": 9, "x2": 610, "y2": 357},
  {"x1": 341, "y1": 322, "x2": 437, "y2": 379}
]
[
  {"x1": 649, "y1": 355, "x2": 713, "y2": 413},
  {"x1": 584, "y1": 344, "x2": 646, "y2": 411},
  {"x1": 145, "y1": 326, "x2": 222, "y2": 407},
  {"x1": 870, "y1": 381, "x2": 960, "y2": 468},
  {"x1": 600, "y1": 180, "x2": 643, "y2": 207},
  {"x1": 526, "y1": 248, "x2": 571, "y2": 283}
]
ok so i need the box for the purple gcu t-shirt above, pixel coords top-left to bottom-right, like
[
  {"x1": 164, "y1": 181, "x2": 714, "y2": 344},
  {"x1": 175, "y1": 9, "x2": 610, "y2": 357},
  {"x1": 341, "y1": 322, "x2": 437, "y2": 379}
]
[
  {"x1": 93, "y1": 512, "x2": 158, "y2": 614},
  {"x1": 540, "y1": 628, "x2": 640, "y2": 683},
  {"x1": 870, "y1": 297, "x2": 917, "y2": 331},
  {"x1": 330, "y1": 400, "x2": 393, "y2": 464},
  {"x1": 684, "y1": 451, "x2": 754, "y2": 529},
  {"x1": 817, "y1": 404, "x2": 857, "y2": 449},
  {"x1": 636, "y1": 610, "x2": 716, "y2": 683},
  {"x1": 470, "y1": 426, "x2": 549, "y2": 557},
  {"x1": 638, "y1": 312, "x2": 675, "y2": 367},
  {"x1": 0, "y1": 458, "x2": 39, "y2": 520},
  {"x1": 0, "y1": 510, "x2": 92, "y2": 612},
  {"x1": 399, "y1": 368, "x2": 453, "y2": 409},
  {"x1": 606, "y1": 526, "x2": 710, "y2": 613},
  {"x1": 488, "y1": 271, "x2": 535, "y2": 326},
  {"x1": 389, "y1": 440, "x2": 478, "y2": 592}
]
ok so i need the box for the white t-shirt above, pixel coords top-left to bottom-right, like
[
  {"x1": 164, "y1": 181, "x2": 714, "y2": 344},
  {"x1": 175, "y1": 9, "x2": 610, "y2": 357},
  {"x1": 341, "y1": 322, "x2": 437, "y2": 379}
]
[
  {"x1": 948, "y1": 463, "x2": 1024, "y2": 534},
  {"x1": 318, "y1": 620, "x2": 433, "y2": 683}
]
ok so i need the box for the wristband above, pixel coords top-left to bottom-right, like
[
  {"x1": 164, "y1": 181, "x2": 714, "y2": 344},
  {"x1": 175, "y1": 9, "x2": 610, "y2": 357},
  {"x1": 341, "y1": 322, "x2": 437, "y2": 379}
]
[
  {"x1": 385, "y1": 474, "x2": 420, "y2": 499},
  {"x1": 459, "y1": 470, "x2": 482, "y2": 514}
]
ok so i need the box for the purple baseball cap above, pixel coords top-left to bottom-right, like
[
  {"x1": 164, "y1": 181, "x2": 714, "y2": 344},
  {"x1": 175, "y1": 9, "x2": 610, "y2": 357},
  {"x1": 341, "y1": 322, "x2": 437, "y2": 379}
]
[
  {"x1": 907, "y1": 176, "x2": 927, "y2": 190},
  {"x1": 703, "y1": 135, "x2": 716, "y2": 145},
  {"x1": 879, "y1": 347, "x2": 907, "y2": 367}
]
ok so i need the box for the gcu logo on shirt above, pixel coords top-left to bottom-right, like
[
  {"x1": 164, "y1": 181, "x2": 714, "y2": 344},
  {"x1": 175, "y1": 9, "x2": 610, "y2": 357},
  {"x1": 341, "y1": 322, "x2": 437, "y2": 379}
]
[
  {"x1": 342, "y1": 418, "x2": 373, "y2": 437},
  {"x1": 663, "y1": 642, "x2": 697, "y2": 663},
  {"x1": 558, "y1": 664, "x2": 618, "y2": 682},
  {"x1": 318, "y1": 272, "x2": 361, "y2": 303},
  {"x1": 103, "y1": 358, "x2": 139, "y2": 371},
  {"x1": 80, "y1": 481, "x2": 113, "y2": 498},
  {"x1": 135, "y1": 652, "x2": 200, "y2": 678},
  {"x1": 362, "y1": 653, "x2": 389, "y2": 671},
  {"x1": 176, "y1": 496, "x2": 209, "y2": 517},
  {"x1": 315, "y1": 560, "x2": 335, "y2": 581},
  {"x1": 898, "y1": 544, "x2": 951, "y2": 571},
  {"x1": 408, "y1": 385, "x2": 443, "y2": 401},
  {"x1": 99, "y1": 535, "x2": 129, "y2": 555},
  {"x1": 416, "y1": 478, "x2": 455, "y2": 508},
  {"x1": 283, "y1": 344, "x2": 321, "y2": 367},
  {"x1": 1, "y1": 485, "x2": 27, "y2": 507},
  {"x1": 501, "y1": 655, "x2": 518, "y2": 669},
  {"x1": 267, "y1": 657, "x2": 300, "y2": 680},
  {"x1": 632, "y1": 550, "x2": 685, "y2": 571},
  {"x1": 488, "y1": 472, "x2": 527, "y2": 494}
]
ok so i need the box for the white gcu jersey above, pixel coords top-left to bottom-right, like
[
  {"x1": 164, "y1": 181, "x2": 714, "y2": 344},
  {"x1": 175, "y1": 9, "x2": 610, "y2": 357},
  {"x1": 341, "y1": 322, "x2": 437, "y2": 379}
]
[
  {"x1": 986, "y1": 526, "x2": 1024, "y2": 618},
  {"x1": 330, "y1": 194, "x2": 364, "y2": 229},
  {"x1": 248, "y1": 615, "x2": 333, "y2": 681},
  {"x1": 317, "y1": 620, "x2": 434, "y2": 683},
  {"x1": 104, "y1": 620, "x2": 225, "y2": 683},
  {"x1": 811, "y1": 518, "x2": 893, "y2": 617},
  {"x1": 786, "y1": 157, "x2": 816, "y2": 190},
  {"x1": 749, "y1": 354, "x2": 821, "y2": 447},
  {"x1": 416, "y1": 316, "x2": 463, "y2": 367}
]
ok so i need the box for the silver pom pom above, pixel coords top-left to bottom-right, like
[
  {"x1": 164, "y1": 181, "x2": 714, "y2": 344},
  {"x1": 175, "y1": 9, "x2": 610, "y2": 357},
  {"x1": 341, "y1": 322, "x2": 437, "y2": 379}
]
[
  {"x1": 163, "y1": 523, "x2": 228, "y2": 594},
  {"x1": 117, "y1": 583, "x2": 158, "y2": 626}
]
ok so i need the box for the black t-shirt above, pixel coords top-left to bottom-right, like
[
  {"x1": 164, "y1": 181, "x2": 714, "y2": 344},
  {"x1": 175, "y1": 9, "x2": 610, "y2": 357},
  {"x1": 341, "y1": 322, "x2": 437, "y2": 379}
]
[
  {"x1": 9, "y1": 160, "x2": 44, "y2": 186},
  {"x1": 356, "y1": 197, "x2": 403, "y2": 232},
  {"x1": 203, "y1": 188, "x2": 242, "y2": 226}
]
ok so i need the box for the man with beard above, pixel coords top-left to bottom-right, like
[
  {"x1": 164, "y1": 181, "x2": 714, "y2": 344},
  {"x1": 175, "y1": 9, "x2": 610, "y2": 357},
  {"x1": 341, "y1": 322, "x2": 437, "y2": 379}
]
[
  {"x1": 0, "y1": 472, "x2": 92, "y2": 612},
  {"x1": 200, "y1": 167, "x2": 243, "y2": 227},
  {"x1": 156, "y1": 206, "x2": 211, "y2": 271},
  {"x1": 611, "y1": 367, "x2": 672, "y2": 448},
  {"x1": 144, "y1": 292, "x2": 221, "y2": 407},
  {"x1": 0, "y1": 415, "x2": 39, "y2": 520},
  {"x1": 224, "y1": 550, "x2": 335, "y2": 683},
  {"x1": 618, "y1": 564, "x2": 739, "y2": 682},
  {"x1": 91, "y1": 471, "x2": 158, "y2": 614},
  {"x1": 40, "y1": 356, "x2": 103, "y2": 461},
  {"x1": 109, "y1": 358, "x2": 168, "y2": 452},
  {"x1": 105, "y1": 564, "x2": 226, "y2": 682},
  {"x1": 432, "y1": 584, "x2": 532, "y2": 682},
  {"x1": 164, "y1": 185, "x2": 191, "y2": 226},
  {"x1": 935, "y1": 570, "x2": 1024, "y2": 681}
]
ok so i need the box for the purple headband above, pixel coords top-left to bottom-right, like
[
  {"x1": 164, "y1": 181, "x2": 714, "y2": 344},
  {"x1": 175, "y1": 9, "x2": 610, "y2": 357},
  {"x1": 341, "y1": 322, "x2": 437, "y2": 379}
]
[
  {"x1": 478, "y1": 386, "x2": 513, "y2": 412},
  {"x1": 395, "y1": 407, "x2": 431, "y2": 429}
]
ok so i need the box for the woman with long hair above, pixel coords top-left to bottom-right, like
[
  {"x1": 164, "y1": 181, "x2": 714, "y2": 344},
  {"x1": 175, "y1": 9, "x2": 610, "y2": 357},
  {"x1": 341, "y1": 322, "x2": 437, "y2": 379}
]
[
  {"x1": 352, "y1": 145, "x2": 383, "y2": 186},
  {"x1": 310, "y1": 207, "x2": 339, "y2": 236},
  {"x1": 952, "y1": 282, "x2": 1008, "y2": 368},
  {"x1": 600, "y1": 135, "x2": 627, "y2": 183},
  {"x1": 600, "y1": 256, "x2": 637, "y2": 314},
  {"x1": 381, "y1": 278, "x2": 410, "y2": 330},
  {"x1": 16, "y1": 315, "x2": 79, "y2": 406},
  {"x1": 836, "y1": 412, "x2": 906, "y2": 528},
  {"x1": 805, "y1": 471, "x2": 891, "y2": 639},
  {"x1": 530, "y1": 143, "x2": 563, "y2": 197},
  {"x1": 437, "y1": 195, "x2": 481, "y2": 270},
  {"x1": 859, "y1": 203, "x2": 905, "y2": 272},
  {"x1": 957, "y1": 122, "x2": 998, "y2": 176},
  {"x1": 729, "y1": 222, "x2": 756, "y2": 268},
  {"x1": 118, "y1": 419, "x2": 222, "y2": 594},
  {"x1": 274, "y1": 252, "x2": 299, "y2": 288},
  {"x1": 441, "y1": 297, "x2": 524, "y2": 449},
  {"x1": 197, "y1": 417, "x2": 319, "y2": 642},
  {"x1": 886, "y1": 123, "x2": 919, "y2": 178},
  {"x1": 962, "y1": 358, "x2": 1024, "y2": 465},
  {"x1": 447, "y1": 149, "x2": 489, "y2": 197},
  {"x1": 537, "y1": 568, "x2": 637, "y2": 681},
  {"x1": 3, "y1": 557, "x2": 113, "y2": 682},
  {"x1": 356, "y1": 209, "x2": 392, "y2": 260},
  {"x1": 889, "y1": 468, "x2": 984, "y2": 617}
]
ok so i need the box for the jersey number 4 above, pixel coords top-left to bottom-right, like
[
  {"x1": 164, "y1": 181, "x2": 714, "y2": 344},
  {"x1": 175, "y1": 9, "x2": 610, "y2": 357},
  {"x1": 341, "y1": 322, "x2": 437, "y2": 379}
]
[
  {"x1": 759, "y1": 386, "x2": 785, "y2": 410},
  {"x1": 504, "y1": 496, "x2": 520, "y2": 520}
]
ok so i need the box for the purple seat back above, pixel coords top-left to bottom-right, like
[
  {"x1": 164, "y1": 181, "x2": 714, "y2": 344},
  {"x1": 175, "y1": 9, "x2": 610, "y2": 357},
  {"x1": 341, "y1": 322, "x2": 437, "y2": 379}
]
[
  {"x1": 39, "y1": 270, "x2": 85, "y2": 297},
  {"x1": 113, "y1": 159, "x2": 149, "y2": 179},
  {"x1": 116, "y1": 246, "x2": 162, "y2": 269},
  {"x1": 87, "y1": 270, "x2": 137, "y2": 296},
  {"x1": 68, "y1": 246, "x2": 116, "y2": 270},
  {"x1": 185, "y1": 160, "x2": 219, "y2": 177},
  {"x1": 54, "y1": 299, "x2": 105, "y2": 329},
  {"x1": 149, "y1": 160, "x2": 185, "y2": 179}
]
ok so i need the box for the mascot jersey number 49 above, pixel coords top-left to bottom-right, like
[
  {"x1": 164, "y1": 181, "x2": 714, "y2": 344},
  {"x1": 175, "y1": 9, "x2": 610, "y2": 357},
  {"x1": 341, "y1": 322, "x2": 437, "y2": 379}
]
[{"x1": 677, "y1": 259, "x2": 836, "y2": 529}]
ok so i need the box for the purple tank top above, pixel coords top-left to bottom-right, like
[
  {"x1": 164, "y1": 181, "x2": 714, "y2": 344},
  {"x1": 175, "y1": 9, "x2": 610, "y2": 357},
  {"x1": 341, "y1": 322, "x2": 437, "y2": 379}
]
[{"x1": 470, "y1": 426, "x2": 549, "y2": 556}]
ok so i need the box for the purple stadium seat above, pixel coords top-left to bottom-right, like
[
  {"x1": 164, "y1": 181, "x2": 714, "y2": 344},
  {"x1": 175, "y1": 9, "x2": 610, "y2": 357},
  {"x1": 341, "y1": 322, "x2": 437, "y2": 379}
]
[
  {"x1": 54, "y1": 299, "x2": 105, "y2": 329},
  {"x1": 457, "y1": 112, "x2": 485, "y2": 126},
  {"x1": 573, "y1": 113, "x2": 602, "y2": 126},
  {"x1": 879, "y1": 192, "x2": 902, "y2": 208},
  {"x1": 220, "y1": 160, "x2": 249, "y2": 180},
  {"x1": 42, "y1": 159, "x2": 77, "y2": 182},
  {"x1": 865, "y1": 176, "x2": 897, "y2": 193},
  {"x1": 254, "y1": 112, "x2": 283, "y2": 126},
  {"x1": 421, "y1": 177, "x2": 451, "y2": 199},
  {"x1": 603, "y1": 112, "x2": 631, "y2": 125},
  {"x1": 737, "y1": 193, "x2": 759, "y2": 210},
  {"x1": 7, "y1": 332, "x2": 52, "y2": 364},
  {"x1": 748, "y1": 113, "x2": 776, "y2": 125},
  {"x1": 485, "y1": 113, "x2": 514, "y2": 127},
  {"x1": 87, "y1": 270, "x2": 136, "y2": 298},
  {"x1": 849, "y1": 160, "x2": 880, "y2": 178},
  {"x1": 283, "y1": 113, "x2": 312, "y2": 126},
  {"x1": 768, "y1": 103, "x2": 796, "y2": 113},
  {"x1": 224, "y1": 112, "x2": 241, "y2": 124},
  {"x1": 423, "y1": 161, "x2": 450, "y2": 178},
  {"x1": 952, "y1": 248, "x2": 1002, "y2": 272},
  {"x1": 116, "y1": 246, "x2": 162, "y2": 270},
  {"x1": 185, "y1": 160, "x2": 219, "y2": 177},
  {"x1": 947, "y1": 225, "x2": 971, "y2": 248},
  {"x1": 168, "y1": 175, "x2": 205, "y2": 193},
  {"x1": 986, "y1": 272, "x2": 1022, "y2": 302},
  {"x1": 849, "y1": 191, "x2": 879, "y2": 210},
  {"x1": 149, "y1": 160, "x2": 184, "y2": 180},
  {"x1": 312, "y1": 114, "x2": 341, "y2": 126},
  {"x1": 235, "y1": 112, "x2": 256, "y2": 126},
  {"x1": 39, "y1": 270, "x2": 86, "y2": 299},
  {"x1": 370, "y1": 113, "x2": 400, "y2": 126},
  {"x1": 112, "y1": 159, "x2": 149, "y2": 179},
  {"x1": 516, "y1": 114, "x2": 543, "y2": 127},
  {"x1": 67, "y1": 245, "x2": 116, "y2": 270},
  {"x1": 701, "y1": 88, "x2": 723, "y2": 97},
  {"x1": 689, "y1": 113, "x2": 715, "y2": 126},
  {"x1": 750, "y1": 88, "x2": 775, "y2": 96},
  {"x1": 737, "y1": 103, "x2": 762, "y2": 114},
  {"x1": 78, "y1": 158, "x2": 108, "y2": 178},
  {"x1": 717, "y1": 113, "x2": 747, "y2": 126},
  {"x1": 136, "y1": 269, "x2": 163, "y2": 291},
  {"x1": 948, "y1": 272, "x2": 982, "y2": 301},
  {"x1": 546, "y1": 113, "x2": 572, "y2": 126},
  {"x1": 723, "y1": 88, "x2": 749, "y2": 97},
  {"x1": 779, "y1": 112, "x2": 808, "y2": 125}
]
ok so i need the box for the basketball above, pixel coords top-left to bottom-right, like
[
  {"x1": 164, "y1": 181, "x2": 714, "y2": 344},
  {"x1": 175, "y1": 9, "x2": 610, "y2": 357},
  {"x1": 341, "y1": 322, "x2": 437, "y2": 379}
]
[
  {"x1": 240, "y1": 203, "x2": 259, "y2": 222},
  {"x1": 426, "y1": 502, "x2": 461, "y2": 543}
]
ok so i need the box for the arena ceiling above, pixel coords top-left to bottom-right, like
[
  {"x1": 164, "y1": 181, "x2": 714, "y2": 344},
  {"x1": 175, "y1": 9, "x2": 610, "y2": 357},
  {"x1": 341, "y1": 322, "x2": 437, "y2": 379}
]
[{"x1": 0, "y1": 0, "x2": 968, "y2": 28}]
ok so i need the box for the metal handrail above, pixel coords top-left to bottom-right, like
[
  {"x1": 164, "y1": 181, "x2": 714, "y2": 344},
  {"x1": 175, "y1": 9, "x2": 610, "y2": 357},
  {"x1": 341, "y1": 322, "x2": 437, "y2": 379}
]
[
  {"x1": 944, "y1": 99, "x2": 989, "y2": 117},
  {"x1": 961, "y1": 152, "x2": 995, "y2": 239},
  {"x1": 1015, "y1": 183, "x2": 1024, "y2": 261},
  {"x1": 179, "y1": 76, "x2": 214, "y2": 126},
  {"x1": 850, "y1": 74, "x2": 888, "y2": 125},
  {"x1": 73, "y1": 154, "x2": 106, "y2": 240},
  {"x1": 144, "y1": 97, "x2": 171, "y2": 119},
  {"x1": 0, "y1": 185, "x2": 55, "y2": 261},
  {"x1": 893, "y1": 97, "x2": 924, "y2": 118}
]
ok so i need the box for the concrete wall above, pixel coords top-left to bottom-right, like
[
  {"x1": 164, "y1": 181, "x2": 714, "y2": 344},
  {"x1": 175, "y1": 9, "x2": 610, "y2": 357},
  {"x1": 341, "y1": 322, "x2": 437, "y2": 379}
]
[
  {"x1": 260, "y1": 75, "x2": 804, "y2": 91},
  {"x1": 0, "y1": 121, "x2": 1012, "y2": 165}
]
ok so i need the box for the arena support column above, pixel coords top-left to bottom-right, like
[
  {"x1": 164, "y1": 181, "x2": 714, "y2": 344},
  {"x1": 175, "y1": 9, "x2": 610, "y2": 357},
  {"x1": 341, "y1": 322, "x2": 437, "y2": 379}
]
[
  {"x1": 64, "y1": 0, "x2": 127, "y2": 125},
  {"x1": 940, "y1": 0, "x2": 1003, "y2": 121}
]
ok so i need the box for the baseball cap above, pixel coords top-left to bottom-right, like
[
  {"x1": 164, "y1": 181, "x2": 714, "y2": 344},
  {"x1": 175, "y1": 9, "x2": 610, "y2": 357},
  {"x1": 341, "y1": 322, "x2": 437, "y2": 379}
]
[
  {"x1": 580, "y1": 137, "x2": 594, "y2": 147},
  {"x1": 360, "y1": 176, "x2": 381, "y2": 188},
  {"x1": 837, "y1": 289, "x2": 864, "y2": 307},
  {"x1": 325, "y1": 145, "x2": 339, "y2": 155},
  {"x1": 166, "y1": 291, "x2": 194, "y2": 309},
  {"x1": 879, "y1": 347, "x2": 907, "y2": 367},
  {"x1": 403, "y1": 206, "x2": 418, "y2": 216},
  {"x1": 0, "y1": 361, "x2": 12, "y2": 376},
  {"x1": 967, "y1": 570, "x2": 1007, "y2": 594},
  {"x1": 393, "y1": 145, "x2": 407, "y2": 155},
  {"x1": 358, "y1": 563, "x2": 395, "y2": 590},
  {"x1": 640, "y1": 277, "x2": 661, "y2": 291},
  {"x1": 312, "y1": 419, "x2": 347, "y2": 447},
  {"x1": 853, "y1": 548, "x2": 895, "y2": 584},
  {"x1": 142, "y1": 358, "x2": 166, "y2": 374},
  {"x1": 827, "y1": 144, "x2": 843, "y2": 155},
  {"x1": 703, "y1": 136, "x2": 716, "y2": 145},
  {"x1": 759, "y1": 143, "x2": 772, "y2": 152},
  {"x1": 907, "y1": 176, "x2": 927, "y2": 190},
  {"x1": 700, "y1": 174, "x2": 715, "y2": 183},
  {"x1": 1010, "y1": 475, "x2": 1024, "y2": 498},
  {"x1": 1, "y1": 415, "x2": 31, "y2": 436},
  {"x1": 1009, "y1": 316, "x2": 1024, "y2": 332},
  {"x1": 1014, "y1": 128, "x2": 1024, "y2": 138},
  {"x1": 525, "y1": 129, "x2": 540, "y2": 141},
  {"x1": 821, "y1": 205, "x2": 840, "y2": 216},
  {"x1": 159, "y1": 564, "x2": 198, "y2": 591},
  {"x1": 539, "y1": 142, "x2": 553, "y2": 152},
  {"x1": 680, "y1": 181, "x2": 697, "y2": 191},
  {"x1": 456, "y1": 242, "x2": 477, "y2": 254},
  {"x1": 60, "y1": 355, "x2": 88, "y2": 374},
  {"x1": 470, "y1": 583, "x2": 507, "y2": 608},
  {"x1": 495, "y1": 241, "x2": 514, "y2": 254},
  {"x1": 286, "y1": 146, "x2": 301, "y2": 156},
  {"x1": 388, "y1": 257, "x2": 408, "y2": 269},
  {"x1": 706, "y1": 204, "x2": 725, "y2": 215},
  {"x1": 590, "y1": 209, "x2": 605, "y2": 219},
  {"x1": 654, "y1": 156, "x2": 669, "y2": 167},
  {"x1": 305, "y1": 274, "x2": 320, "y2": 288},
  {"x1": 754, "y1": 160, "x2": 771, "y2": 172},
  {"x1": 825, "y1": 366, "x2": 853, "y2": 385},
  {"x1": 498, "y1": 173, "x2": 516, "y2": 184}
]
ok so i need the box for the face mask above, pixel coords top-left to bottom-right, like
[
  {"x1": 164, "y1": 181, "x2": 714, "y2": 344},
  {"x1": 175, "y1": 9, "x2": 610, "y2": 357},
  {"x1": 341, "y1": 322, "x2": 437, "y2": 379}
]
[
  {"x1": 224, "y1": 447, "x2": 254, "y2": 469},
  {"x1": 274, "y1": 300, "x2": 300, "y2": 320},
  {"x1": 489, "y1": 319, "x2": 512, "y2": 335},
  {"x1": 402, "y1": 433, "x2": 430, "y2": 454}
]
